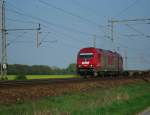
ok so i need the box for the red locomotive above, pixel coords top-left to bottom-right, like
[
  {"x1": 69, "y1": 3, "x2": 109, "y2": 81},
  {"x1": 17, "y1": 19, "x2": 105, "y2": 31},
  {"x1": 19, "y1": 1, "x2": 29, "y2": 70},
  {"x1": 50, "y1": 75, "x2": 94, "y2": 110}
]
[{"x1": 77, "y1": 47, "x2": 123, "y2": 77}]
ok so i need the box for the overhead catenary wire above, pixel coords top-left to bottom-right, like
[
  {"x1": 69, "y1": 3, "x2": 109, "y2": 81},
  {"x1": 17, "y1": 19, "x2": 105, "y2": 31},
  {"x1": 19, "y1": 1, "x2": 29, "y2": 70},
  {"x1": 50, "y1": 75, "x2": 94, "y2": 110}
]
[
  {"x1": 69, "y1": 0, "x2": 103, "y2": 18},
  {"x1": 114, "y1": 0, "x2": 141, "y2": 18},
  {"x1": 44, "y1": 28, "x2": 90, "y2": 45},
  {"x1": 7, "y1": 11, "x2": 89, "y2": 45},
  {"x1": 108, "y1": 18, "x2": 150, "y2": 48},
  {"x1": 38, "y1": 32, "x2": 58, "y2": 46},
  {"x1": 6, "y1": 0, "x2": 111, "y2": 48},
  {"x1": 69, "y1": 0, "x2": 109, "y2": 37},
  {"x1": 7, "y1": 32, "x2": 28, "y2": 46},
  {"x1": 39, "y1": 32, "x2": 51, "y2": 44},
  {"x1": 7, "y1": 16, "x2": 92, "y2": 45},
  {"x1": 7, "y1": 40, "x2": 35, "y2": 44},
  {"x1": 40, "y1": 24, "x2": 95, "y2": 44},
  {"x1": 7, "y1": 18, "x2": 37, "y2": 24},
  {"x1": 38, "y1": 0, "x2": 104, "y2": 29},
  {"x1": 6, "y1": 5, "x2": 109, "y2": 47},
  {"x1": 40, "y1": 33, "x2": 83, "y2": 49},
  {"x1": 7, "y1": 6, "x2": 105, "y2": 39},
  {"x1": 125, "y1": 23, "x2": 150, "y2": 39},
  {"x1": 5, "y1": 9, "x2": 93, "y2": 48}
]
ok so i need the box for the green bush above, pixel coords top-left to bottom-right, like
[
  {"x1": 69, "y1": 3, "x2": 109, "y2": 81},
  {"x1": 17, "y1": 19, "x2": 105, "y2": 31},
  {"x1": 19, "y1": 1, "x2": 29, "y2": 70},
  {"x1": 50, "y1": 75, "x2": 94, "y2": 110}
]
[
  {"x1": 0, "y1": 77, "x2": 8, "y2": 80},
  {"x1": 15, "y1": 73, "x2": 27, "y2": 80}
]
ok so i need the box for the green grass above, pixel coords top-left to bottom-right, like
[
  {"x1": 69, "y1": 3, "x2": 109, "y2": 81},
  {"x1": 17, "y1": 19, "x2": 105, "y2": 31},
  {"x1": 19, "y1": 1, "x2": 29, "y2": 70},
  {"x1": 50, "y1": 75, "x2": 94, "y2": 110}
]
[
  {"x1": 0, "y1": 82, "x2": 150, "y2": 115},
  {"x1": 7, "y1": 74, "x2": 79, "y2": 80}
]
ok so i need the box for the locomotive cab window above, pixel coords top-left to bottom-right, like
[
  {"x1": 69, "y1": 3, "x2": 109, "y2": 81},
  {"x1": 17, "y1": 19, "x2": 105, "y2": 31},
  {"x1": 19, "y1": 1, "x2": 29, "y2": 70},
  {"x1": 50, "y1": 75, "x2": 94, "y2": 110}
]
[{"x1": 79, "y1": 53, "x2": 93, "y2": 59}]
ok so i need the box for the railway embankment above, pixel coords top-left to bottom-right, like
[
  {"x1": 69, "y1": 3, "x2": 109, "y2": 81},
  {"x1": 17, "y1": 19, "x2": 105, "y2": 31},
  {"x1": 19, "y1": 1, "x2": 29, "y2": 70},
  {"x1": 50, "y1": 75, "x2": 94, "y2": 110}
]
[
  {"x1": 0, "y1": 76, "x2": 149, "y2": 104},
  {"x1": 0, "y1": 76, "x2": 149, "y2": 114}
]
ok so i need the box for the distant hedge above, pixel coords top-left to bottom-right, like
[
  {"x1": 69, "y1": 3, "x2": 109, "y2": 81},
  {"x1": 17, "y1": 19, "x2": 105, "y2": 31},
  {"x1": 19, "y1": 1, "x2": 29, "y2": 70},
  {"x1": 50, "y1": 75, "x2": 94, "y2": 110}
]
[{"x1": 7, "y1": 63, "x2": 76, "y2": 75}]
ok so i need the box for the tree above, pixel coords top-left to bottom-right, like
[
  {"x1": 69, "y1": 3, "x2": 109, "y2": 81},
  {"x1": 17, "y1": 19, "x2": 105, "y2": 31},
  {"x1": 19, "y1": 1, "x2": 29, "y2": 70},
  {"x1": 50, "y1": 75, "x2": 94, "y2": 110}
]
[{"x1": 66, "y1": 63, "x2": 76, "y2": 74}]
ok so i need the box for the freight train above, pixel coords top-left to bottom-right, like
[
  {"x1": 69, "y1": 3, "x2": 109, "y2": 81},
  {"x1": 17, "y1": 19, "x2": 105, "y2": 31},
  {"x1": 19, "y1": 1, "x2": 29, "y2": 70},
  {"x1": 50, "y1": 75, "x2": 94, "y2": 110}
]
[{"x1": 77, "y1": 47, "x2": 123, "y2": 77}]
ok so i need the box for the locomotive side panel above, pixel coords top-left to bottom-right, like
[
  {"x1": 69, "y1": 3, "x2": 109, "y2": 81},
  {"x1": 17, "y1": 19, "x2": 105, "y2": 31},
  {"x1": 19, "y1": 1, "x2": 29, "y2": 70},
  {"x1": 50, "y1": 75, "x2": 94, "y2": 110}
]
[{"x1": 99, "y1": 51, "x2": 119, "y2": 72}]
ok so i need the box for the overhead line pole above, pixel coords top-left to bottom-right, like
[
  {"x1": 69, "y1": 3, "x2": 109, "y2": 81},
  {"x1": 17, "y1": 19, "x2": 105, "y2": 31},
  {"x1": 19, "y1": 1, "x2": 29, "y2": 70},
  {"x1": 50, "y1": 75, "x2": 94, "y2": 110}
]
[
  {"x1": 108, "y1": 18, "x2": 115, "y2": 51},
  {"x1": 110, "y1": 19, "x2": 114, "y2": 43},
  {"x1": 124, "y1": 49, "x2": 128, "y2": 70},
  {"x1": 0, "y1": 0, "x2": 7, "y2": 79},
  {"x1": 108, "y1": 18, "x2": 150, "y2": 70},
  {"x1": 7, "y1": 24, "x2": 41, "y2": 48},
  {"x1": 109, "y1": 18, "x2": 150, "y2": 42},
  {"x1": 0, "y1": 0, "x2": 41, "y2": 79}
]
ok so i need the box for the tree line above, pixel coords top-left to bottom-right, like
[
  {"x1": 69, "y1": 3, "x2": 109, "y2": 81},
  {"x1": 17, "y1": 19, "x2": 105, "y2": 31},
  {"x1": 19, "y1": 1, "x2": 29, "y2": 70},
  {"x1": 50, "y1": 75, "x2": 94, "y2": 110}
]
[{"x1": 7, "y1": 63, "x2": 76, "y2": 75}]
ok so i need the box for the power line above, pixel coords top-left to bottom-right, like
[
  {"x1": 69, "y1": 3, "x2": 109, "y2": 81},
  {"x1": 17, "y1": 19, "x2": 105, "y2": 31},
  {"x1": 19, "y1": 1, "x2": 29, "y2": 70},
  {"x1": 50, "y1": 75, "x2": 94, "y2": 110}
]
[
  {"x1": 7, "y1": 7, "x2": 91, "y2": 46},
  {"x1": 109, "y1": 18, "x2": 150, "y2": 42},
  {"x1": 115, "y1": 0, "x2": 141, "y2": 17},
  {"x1": 6, "y1": 1, "x2": 109, "y2": 49},
  {"x1": 7, "y1": 40, "x2": 35, "y2": 44},
  {"x1": 39, "y1": 32, "x2": 51, "y2": 45},
  {"x1": 125, "y1": 24, "x2": 150, "y2": 39},
  {"x1": 40, "y1": 33, "x2": 82, "y2": 49},
  {"x1": 7, "y1": 18, "x2": 36, "y2": 24},
  {"x1": 41, "y1": 25, "x2": 94, "y2": 44},
  {"x1": 7, "y1": 5, "x2": 106, "y2": 40},
  {"x1": 7, "y1": 32, "x2": 27, "y2": 46},
  {"x1": 38, "y1": 0, "x2": 104, "y2": 29},
  {"x1": 38, "y1": 32, "x2": 58, "y2": 46},
  {"x1": 69, "y1": 0, "x2": 102, "y2": 18},
  {"x1": 6, "y1": 6, "x2": 89, "y2": 46},
  {"x1": 46, "y1": 29, "x2": 89, "y2": 45},
  {"x1": 119, "y1": 33, "x2": 142, "y2": 38}
]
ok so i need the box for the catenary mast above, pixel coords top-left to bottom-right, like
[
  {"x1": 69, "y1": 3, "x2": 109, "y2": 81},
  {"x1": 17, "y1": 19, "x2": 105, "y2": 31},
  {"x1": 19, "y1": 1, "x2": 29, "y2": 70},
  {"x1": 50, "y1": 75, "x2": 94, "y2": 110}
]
[{"x1": 0, "y1": 0, "x2": 7, "y2": 79}]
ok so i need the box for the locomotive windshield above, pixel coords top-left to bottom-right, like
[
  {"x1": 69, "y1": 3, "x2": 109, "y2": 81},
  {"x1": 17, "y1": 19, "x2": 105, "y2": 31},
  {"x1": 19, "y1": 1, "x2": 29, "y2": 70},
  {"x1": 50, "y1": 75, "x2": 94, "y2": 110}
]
[{"x1": 79, "y1": 53, "x2": 93, "y2": 59}]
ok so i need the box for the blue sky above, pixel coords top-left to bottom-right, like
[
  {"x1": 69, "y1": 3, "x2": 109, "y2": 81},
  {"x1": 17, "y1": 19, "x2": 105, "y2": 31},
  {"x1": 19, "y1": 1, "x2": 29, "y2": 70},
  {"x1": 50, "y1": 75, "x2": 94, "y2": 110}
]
[{"x1": 0, "y1": 0, "x2": 150, "y2": 70}]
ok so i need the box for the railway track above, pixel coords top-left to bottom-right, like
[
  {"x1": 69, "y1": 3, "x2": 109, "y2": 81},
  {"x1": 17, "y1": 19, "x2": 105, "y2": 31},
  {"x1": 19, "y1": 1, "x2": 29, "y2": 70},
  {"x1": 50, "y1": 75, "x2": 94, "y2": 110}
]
[
  {"x1": 0, "y1": 78, "x2": 83, "y2": 87},
  {"x1": 0, "y1": 75, "x2": 149, "y2": 88}
]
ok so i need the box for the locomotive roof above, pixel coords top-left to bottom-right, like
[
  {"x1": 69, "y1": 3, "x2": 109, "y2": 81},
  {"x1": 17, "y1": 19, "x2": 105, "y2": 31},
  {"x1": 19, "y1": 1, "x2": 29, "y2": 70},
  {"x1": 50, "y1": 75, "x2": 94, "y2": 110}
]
[{"x1": 80, "y1": 47, "x2": 122, "y2": 57}]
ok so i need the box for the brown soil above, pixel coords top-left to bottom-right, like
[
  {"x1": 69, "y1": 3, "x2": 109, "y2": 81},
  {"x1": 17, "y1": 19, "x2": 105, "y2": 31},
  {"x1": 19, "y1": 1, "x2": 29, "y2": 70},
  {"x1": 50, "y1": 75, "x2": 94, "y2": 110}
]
[{"x1": 0, "y1": 77, "x2": 149, "y2": 104}]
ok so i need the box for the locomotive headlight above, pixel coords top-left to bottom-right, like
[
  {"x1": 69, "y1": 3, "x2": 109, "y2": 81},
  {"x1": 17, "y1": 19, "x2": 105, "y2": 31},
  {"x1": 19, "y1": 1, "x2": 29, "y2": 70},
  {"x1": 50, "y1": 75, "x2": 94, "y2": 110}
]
[{"x1": 90, "y1": 64, "x2": 93, "y2": 67}]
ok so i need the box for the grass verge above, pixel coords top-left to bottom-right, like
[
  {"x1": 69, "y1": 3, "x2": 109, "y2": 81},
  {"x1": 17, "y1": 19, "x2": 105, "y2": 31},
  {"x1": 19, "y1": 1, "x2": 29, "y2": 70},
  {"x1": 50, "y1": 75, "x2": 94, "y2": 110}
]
[
  {"x1": 0, "y1": 82, "x2": 150, "y2": 115},
  {"x1": 7, "y1": 74, "x2": 79, "y2": 80}
]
